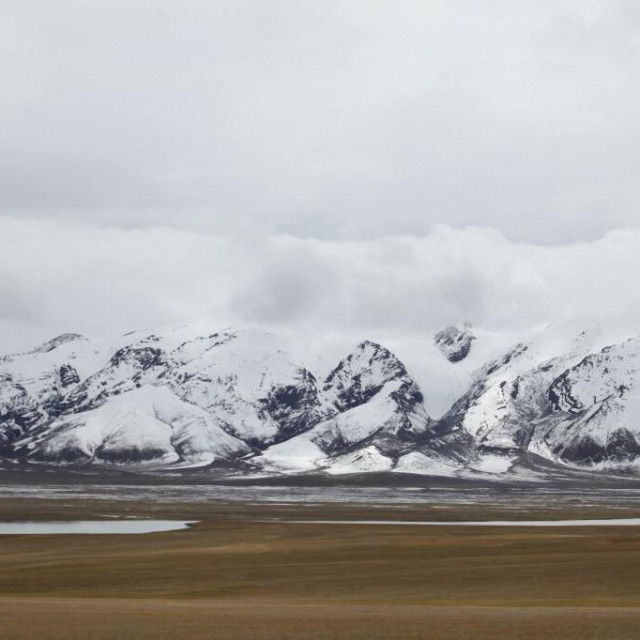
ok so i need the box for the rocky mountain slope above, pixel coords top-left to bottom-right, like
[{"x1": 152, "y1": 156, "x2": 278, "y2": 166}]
[
  {"x1": 2, "y1": 321, "x2": 640, "y2": 478},
  {"x1": 257, "y1": 341, "x2": 430, "y2": 474},
  {"x1": 434, "y1": 325, "x2": 476, "y2": 363}
]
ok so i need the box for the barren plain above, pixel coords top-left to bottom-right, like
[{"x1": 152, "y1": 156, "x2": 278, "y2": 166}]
[{"x1": 2, "y1": 473, "x2": 640, "y2": 639}]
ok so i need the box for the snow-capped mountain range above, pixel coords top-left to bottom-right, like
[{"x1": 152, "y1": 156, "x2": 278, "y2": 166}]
[{"x1": 2, "y1": 320, "x2": 640, "y2": 479}]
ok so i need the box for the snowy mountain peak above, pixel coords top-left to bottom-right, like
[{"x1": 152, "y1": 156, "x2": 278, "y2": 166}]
[
  {"x1": 532, "y1": 336, "x2": 640, "y2": 468},
  {"x1": 323, "y1": 340, "x2": 423, "y2": 413},
  {"x1": 5, "y1": 322, "x2": 640, "y2": 477},
  {"x1": 434, "y1": 325, "x2": 476, "y2": 363},
  {"x1": 31, "y1": 333, "x2": 87, "y2": 354}
]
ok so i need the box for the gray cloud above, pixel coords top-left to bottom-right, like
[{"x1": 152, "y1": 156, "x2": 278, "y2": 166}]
[
  {"x1": 231, "y1": 239, "x2": 344, "y2": 325},
  {"x1": 1, "y1": 1, "x2": 640, "y2": 242},
  {"x1": 2, "y1": 2, "x2": 639, "y2": 356},
  {"x1": 2, "y1": 217, "x2": 639, "y2": 354}
]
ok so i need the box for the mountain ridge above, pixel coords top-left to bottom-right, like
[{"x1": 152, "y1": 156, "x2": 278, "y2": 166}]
[{"x1": 2, "y1": 322, "x2": 640, "y2": 479}]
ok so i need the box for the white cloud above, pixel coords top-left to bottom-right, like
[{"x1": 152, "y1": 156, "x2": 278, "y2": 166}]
[
  {"x1": 1, "y1": 2, "x2": 638, "y2": 358},
  {"x1": 1, "y1": 216, "x2": 639, "y2": 354}
]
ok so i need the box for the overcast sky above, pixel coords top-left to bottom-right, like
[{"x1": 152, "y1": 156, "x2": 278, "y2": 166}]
[{"x1": 2, "y1": 1, "x2": 640, "y2": 352}]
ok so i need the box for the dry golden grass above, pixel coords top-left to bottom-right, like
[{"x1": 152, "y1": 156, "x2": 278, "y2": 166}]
[
  {"x1": 2, "y1": 497, "x2": 640, "y2": 638},
  {"x1": 5, "y1": 599, "x2": 640, "y2": 640}
]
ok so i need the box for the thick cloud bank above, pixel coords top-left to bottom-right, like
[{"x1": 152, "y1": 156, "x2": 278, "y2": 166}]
[
  {"x1": 2, "y1": 1, "x2": 640, "y2": 242},
  {"x1": 1, "y1": 216, "x2": 638, "y2": 354}
]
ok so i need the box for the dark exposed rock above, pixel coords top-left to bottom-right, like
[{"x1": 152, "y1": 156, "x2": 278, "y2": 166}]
[
  {"x1": 551, "y1": 434, "x2": 607, "y2": 466},
  {"x1": 434, "y1": 325, "x2": 476, "y2": 363},
  {"x1": 606, "y1": 428, "x2": 640, "y2": 463},
  {"x1": 324, "y1": 341, "x2": 423, "y2": 413},
  {"x1": 0, "y1": 375, "x2": 43, "y2": 452},
  {"x1": 94, "y1": 445, "x2": 171, "y2": 464},
  {"x1": 30, "y1": 444, "x2": 91, "y2": 465},
  {"x1": 258, "y1": 368, "x2": 325, "y2": 443},
  {"x1": 484, "y1": 343, "x2": 528, "y2": 376},
  {"x1": 110, "y1": 346, "x2": 165, "y2": 370},
  {"x1": 549, "y1": 369, "x2": 585, "y2": 414},
  {"x1": 58, "y1": 364, "x2": 80, "y2": 388},
  {"x1": 31, "y1": 333, "x2": 86, "y2": 354}
]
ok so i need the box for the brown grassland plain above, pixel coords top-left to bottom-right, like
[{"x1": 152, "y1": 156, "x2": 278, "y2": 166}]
[{"x1": 2, "y1": 497, "x2": 640, "y2": 639}]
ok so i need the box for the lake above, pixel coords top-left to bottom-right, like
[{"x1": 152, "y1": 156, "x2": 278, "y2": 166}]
[{"x1": 0, "y1": 520, "x2": 195, "y2": 534}]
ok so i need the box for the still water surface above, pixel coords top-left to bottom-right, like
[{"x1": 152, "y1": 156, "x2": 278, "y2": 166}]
[
  {"x1": 0, "y1": 520, "x2": 195, "y2": 534},
  {"x1": 278, "y1": 518, "x2": 640, "y2": 527}
]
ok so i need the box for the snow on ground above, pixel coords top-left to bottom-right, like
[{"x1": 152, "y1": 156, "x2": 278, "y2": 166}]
[
  {"x1": 18, "y1": 385, "x2": 249, "y2": 467},
  {"x1": 468, "y1": 453, "x2": 517, "y2": 474},
  {"x1": 325, "y1": 446, "x2": 394, "y2": 475},
  {"x1": 258, "y1": 435, "x2": 326, "y2": 473},
  {"x1": 394, "y1": 452, "x2": 461, "y2": 477}
]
